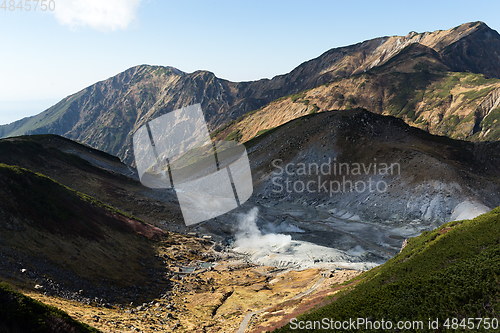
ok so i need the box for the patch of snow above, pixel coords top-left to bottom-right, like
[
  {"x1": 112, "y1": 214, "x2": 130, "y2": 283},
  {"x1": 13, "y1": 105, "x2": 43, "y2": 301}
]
[{"x1": 450, "y1": 200, "x2": 491, "y2": 221}]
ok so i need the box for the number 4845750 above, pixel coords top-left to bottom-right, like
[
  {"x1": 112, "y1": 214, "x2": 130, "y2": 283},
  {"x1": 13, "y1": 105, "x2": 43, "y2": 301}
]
[{"x1": 1, "y1": 0, "x2": 55, "y2": 11}]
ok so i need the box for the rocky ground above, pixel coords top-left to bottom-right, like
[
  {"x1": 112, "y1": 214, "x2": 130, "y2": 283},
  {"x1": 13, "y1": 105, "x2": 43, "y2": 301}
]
[{"x1": 21, "y1": 251, "x2": 360, "y2": 333}]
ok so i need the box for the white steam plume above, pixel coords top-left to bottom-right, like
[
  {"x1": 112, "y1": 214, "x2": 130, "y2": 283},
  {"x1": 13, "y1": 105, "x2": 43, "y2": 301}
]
[
  {"x1": 232, "y1": 207, "x2": 380, "y2": 271},
  {"x1": 233, "y1": 207, "x2": 292, "y2": 254}
]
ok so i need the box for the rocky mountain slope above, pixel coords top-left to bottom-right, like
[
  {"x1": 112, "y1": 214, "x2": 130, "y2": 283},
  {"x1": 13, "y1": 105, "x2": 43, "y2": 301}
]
[
  {"x1": 176, "y1": 108, "x2": 500, "y2": 273},
  {"x1": 0, "y1": 160, "x2": 171, "y2": 306},
  {"x1": 214, "y1": 42, "x2": 500, "y2": 144},
  {"x1": 244, "y1": 109, "x2": 500, "y2": 226},
  {"x1": 1, "y1": 22, "x2": 500, "y2": 165},
  {"x1": 0, "y1": 135, "x2": 188, "y2": 231}
]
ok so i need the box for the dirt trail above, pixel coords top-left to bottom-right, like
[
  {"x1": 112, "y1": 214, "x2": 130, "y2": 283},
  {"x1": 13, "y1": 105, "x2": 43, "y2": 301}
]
[{"x1": 236, "y1": 273, "x2": 326, "y2": 333}]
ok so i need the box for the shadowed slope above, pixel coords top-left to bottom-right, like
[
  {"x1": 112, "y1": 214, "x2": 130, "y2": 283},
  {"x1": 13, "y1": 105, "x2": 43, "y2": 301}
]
[
  {"x1": 0, "y1": 162, "x2": 168, "y2": 305},
  {"x1": 0, "y1": 282, "x2": 101, "y2": 333}
]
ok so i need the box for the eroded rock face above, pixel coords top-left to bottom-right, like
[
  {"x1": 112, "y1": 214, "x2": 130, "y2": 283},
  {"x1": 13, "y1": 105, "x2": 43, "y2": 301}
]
[{"x1": 247, "y1": 109, "x2": 500, "y2": 227}]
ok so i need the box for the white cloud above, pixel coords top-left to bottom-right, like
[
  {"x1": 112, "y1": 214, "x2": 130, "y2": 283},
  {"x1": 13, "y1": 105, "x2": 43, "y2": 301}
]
[{"x1": 52, "y1": 0, "x2": 144, "y2": 31}]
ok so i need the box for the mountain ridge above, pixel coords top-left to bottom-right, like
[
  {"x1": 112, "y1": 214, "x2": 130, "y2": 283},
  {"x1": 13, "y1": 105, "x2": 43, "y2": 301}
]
[
  {"x1": 215, "y1": 39, "x2": 500, "y2": 144},
  {"x1": 2, "y1": 21, "x2": 500, "y2": 165}
]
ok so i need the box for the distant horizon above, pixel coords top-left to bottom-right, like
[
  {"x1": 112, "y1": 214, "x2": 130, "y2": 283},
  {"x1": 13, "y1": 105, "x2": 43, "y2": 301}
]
[
  {"x1": 2, "y1": 0, "x2": 499, "y2": 125},
  {"x1": 0, "y1": 99, "x2": 60, "y2": 125}
]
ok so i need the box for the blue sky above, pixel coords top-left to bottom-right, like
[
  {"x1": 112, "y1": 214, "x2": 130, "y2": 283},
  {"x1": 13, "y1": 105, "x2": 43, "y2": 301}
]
[{"x1": 1, "y1": 0, "x2": 499, "y2": 125}]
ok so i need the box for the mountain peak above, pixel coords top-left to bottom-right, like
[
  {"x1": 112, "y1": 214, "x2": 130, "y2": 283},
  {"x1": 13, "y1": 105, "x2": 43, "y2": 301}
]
[
  {"x1": 437, "y1": 21, "x2": 500, "y2": 77},
  {"x1": 467, "y1": 20, "x2": 487, "y2": 28},
  {"x1": 122, "y1": 64, "x2": 185, "y2": 78}
]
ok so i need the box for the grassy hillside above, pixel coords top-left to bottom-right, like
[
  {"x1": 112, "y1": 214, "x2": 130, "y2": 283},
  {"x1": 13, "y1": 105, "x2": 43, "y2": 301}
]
[
  {"x1": 0, "y1": 162, "x2": 169, "y2": 304},
  {"x1": 0, "y1": 282, "x2": 101, "y2": 333},
  {"x1": 273, "y1": 206, "x2": 500, "y2": 332}
]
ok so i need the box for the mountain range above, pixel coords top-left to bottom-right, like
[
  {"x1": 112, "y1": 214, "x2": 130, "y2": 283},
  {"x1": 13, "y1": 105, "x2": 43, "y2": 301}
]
[
  {"x1": 2, "y1": 21, "x2": 500, "y2": 332},
  {"x1": 2, "y1": 21, "x2": 500, "y2": 165}
]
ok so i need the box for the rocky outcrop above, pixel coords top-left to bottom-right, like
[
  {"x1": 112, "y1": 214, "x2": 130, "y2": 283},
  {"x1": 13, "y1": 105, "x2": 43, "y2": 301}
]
[{"x1": 477, "y1": 87, "x2": 500, "y2": 115}]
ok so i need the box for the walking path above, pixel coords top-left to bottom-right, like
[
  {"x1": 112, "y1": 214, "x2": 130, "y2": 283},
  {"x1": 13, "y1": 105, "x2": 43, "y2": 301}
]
[{"x1": 235, "y1": 273, "x2": 325, "y2": 333}]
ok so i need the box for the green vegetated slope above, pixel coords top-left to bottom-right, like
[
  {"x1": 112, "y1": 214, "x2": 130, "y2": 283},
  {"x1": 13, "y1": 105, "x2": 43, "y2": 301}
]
[
  {"x1": 0, "y1": 282, "x2": 101, "y2": 333},
  {"x1": 274, "y1": 206, "x2": 500, "y2": 332}
]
